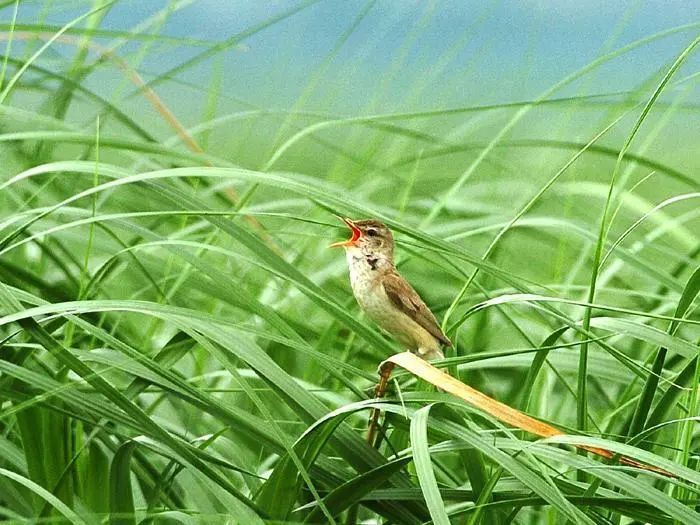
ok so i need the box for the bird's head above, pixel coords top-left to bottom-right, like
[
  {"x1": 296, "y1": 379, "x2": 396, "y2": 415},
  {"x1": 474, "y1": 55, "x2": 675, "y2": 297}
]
[{"x1": 329, "y1": 217, "x2": 394, "y2": 260}]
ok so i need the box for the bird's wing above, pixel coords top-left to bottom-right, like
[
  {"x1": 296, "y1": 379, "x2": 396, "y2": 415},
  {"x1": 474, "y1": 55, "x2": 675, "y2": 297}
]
[{"x1": 382, "y1": 271, "x2": 452, "y2": 347}]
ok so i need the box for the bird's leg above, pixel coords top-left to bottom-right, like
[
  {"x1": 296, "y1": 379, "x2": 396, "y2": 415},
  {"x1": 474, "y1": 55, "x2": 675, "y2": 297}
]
[{"x1": 367, "y1": 360, "x2": 396, "y2": 447}]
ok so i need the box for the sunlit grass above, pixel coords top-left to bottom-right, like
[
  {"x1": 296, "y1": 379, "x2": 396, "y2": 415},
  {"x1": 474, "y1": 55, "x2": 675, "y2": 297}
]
[{"x1": 0, "y1": 2, "x2": 699, "y2": 524}]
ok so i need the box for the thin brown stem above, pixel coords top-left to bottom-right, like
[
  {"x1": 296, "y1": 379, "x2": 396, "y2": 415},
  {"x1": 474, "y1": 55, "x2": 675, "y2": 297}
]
[{"x1": 367, "y1": 360, "x2": 396, "y2": 447}]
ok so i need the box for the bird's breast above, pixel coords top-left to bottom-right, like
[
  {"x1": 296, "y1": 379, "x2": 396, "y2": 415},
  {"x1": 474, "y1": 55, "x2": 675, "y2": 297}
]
[
  {"x1": 347, "y1": 253, "x2": 390, "y2": 316},
  {"x1": 342, "y1": 244, "x2": 443, "y2": 358},
  {"x1": 347, "y1": 257, "x2": 409, "y2": 336}
]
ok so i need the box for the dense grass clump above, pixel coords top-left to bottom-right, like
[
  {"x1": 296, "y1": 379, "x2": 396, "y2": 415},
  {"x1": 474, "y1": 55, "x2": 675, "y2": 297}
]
[{"x1": 0, "y1": 2, "x2": 699, "y2": 524}]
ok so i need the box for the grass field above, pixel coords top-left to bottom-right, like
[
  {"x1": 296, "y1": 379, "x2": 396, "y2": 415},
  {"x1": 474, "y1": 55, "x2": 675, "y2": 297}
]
[{"x1": 0, "y1": 2, "x2": 699, "y2": 524}]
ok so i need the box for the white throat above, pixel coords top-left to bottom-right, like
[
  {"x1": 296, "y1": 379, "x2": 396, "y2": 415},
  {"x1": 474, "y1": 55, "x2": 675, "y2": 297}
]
[{"x1": 345, "y1": 246, "x2": 391, "y2": 286}]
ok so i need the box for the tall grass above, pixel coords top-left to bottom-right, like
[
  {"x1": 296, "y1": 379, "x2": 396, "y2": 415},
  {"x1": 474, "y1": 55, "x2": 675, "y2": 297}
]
[{"x1": 0, "y1": 2, "x2": 699, "y2": 524}]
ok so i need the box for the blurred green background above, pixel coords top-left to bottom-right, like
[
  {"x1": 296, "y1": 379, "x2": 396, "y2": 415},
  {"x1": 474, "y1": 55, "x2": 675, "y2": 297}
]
[{"x1": 0, "y1": 1, "x2": 699, "y2": 524}]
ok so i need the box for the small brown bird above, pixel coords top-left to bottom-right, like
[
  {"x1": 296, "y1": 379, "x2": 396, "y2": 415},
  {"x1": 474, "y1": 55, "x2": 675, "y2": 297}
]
[{"x1": 330, "y1": 217, "x2": 451, "y2": 360}]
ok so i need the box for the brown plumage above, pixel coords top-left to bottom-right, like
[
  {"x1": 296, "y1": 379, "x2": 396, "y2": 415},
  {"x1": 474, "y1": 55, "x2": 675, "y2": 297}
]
[
  {"x1": 330, "y1": 217, "x2": 451, "y2": 360},
  {"x1": 382, "y1": 272, "x2": 452, "y2": 347}
]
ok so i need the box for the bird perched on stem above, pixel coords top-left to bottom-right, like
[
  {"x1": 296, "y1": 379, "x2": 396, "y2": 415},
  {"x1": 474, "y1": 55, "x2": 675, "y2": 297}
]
[{"x1": 330, "y1": 217, "x2": 451, "y2": 361}]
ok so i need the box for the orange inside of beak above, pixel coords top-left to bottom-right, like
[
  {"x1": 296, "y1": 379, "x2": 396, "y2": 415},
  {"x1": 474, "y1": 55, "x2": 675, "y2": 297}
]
[{"x1": 329, "y1": 217, "x2": 361, "y2": 248}]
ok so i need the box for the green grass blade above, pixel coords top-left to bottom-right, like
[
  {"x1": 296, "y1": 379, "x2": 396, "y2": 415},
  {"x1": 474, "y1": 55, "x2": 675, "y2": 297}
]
[
  {"x1": 410, "y1": 404, "x2": 450, "y2": 525},
  {"x1": 109, "y1": 441, "x2": 138, "y2": 525},
  {"x1": 629, "y1": 266, "x2": 700, "y2": 438}
]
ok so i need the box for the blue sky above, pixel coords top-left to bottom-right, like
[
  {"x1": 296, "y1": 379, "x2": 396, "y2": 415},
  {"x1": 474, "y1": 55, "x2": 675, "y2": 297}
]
[{"x1": 7, "y1": 1, "x2": 700, "y2": 113}]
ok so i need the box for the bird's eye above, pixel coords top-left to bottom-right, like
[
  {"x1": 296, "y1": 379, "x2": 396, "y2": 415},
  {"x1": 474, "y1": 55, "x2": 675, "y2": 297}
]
[{"x1": 366, "y1": 228, "x2": 378, "y2": 237}]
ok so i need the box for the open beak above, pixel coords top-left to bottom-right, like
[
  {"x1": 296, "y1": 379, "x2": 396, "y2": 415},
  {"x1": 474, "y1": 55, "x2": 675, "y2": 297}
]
[{"x1": 329, "y1": 216, "x2": 362, "y2": 248}]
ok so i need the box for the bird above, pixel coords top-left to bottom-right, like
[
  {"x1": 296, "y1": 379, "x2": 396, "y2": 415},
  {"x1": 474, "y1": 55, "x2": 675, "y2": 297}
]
[{"x1": 330, "y1": 217, "x2": 451, "y2": 361}]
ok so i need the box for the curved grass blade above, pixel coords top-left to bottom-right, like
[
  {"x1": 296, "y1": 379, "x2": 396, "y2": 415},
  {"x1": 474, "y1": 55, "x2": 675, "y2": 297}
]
[
  {"x1": 380, "y1": 351, "x2": 673, "y2": 476},
  {"x1": 630, "y1": 266, "x2": 700, "y2": 439},
  {"x1": 0, "y1": 1, "x2": 115, "y2": 104},
  {"x1": 576, "y1": 33, "x2": 700, "y2": 434},
  {"x1": 109, "y1": 441, "x2": 138, "y2": 525},
  {"x1": 0, "y1": 284, "x2": 267, "y2": 522},
  {"x1": 0, "y1": 467, "x2": 86, "y2": 524},
  {"x1": 410, "y1": 404, "x2": 450, "y2": 525},
  {"x1": 299, "y1": 457, "x2": 412, "y2": 521}
]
